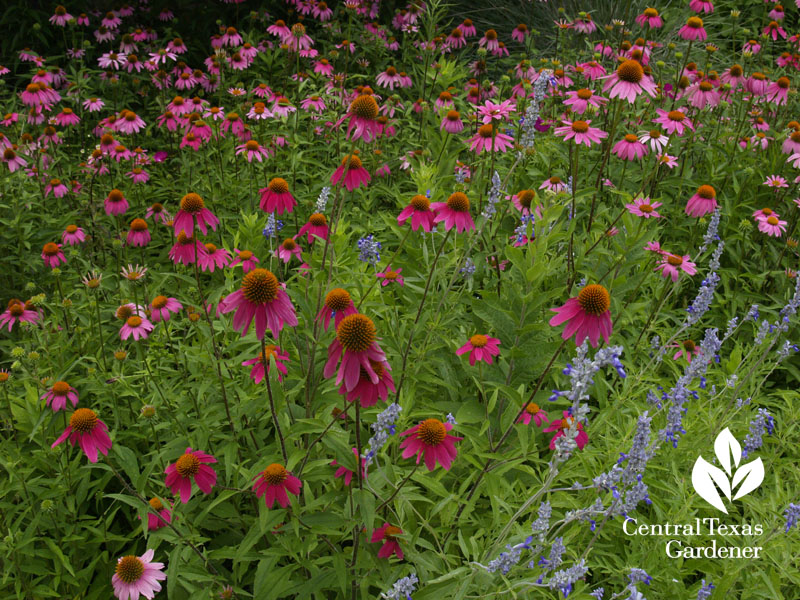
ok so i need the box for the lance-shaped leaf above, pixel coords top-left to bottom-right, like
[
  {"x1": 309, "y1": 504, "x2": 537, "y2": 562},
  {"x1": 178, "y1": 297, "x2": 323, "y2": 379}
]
[
  {"x1": 692, "y1": 456, "x2": 731, "y2": 513},
  {"x1": 714, "y1": 427, "x2": 741, "y2": 477},
  {"x1": 732, "y1": 457, "x2": 764, "y2": 501}
]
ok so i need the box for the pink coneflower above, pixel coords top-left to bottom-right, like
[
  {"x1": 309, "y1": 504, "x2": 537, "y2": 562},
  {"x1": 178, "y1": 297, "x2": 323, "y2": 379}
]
[
  {"x1": 431, "y1": 192, "x2": 475, "y2": 233},
  {"x1": 625, "y1": 197, "x2": 662, "y2": 218},
  {"x1": 376, "y1": 66, "x2": 403, "y2": 90},
  {"x1": 613, "y1": 134, "x2": 648, "y2": 161},
  {"x1": 764, "y1": 20, "x2": 787, "y2": 41},
  {"x1": 252, "y1": 463, "x2": 302, "y2": 508},
  {"x1": 689, "y1": 0, "x2": 713, "y2": 13},
  {"x1": 764, "y1": 175, "x2": 789, "y2": 189},
  {"x1": 346, "y1": 94, "x2": 381, "y2": 142},
  {"x1": 655, "y1": 253, "x2": 697, "y2": 282},
  {"x1": 720, "y1": 64, "x2": 745, "y2": 88},
  {"x1": 657, "y1": 153, "x2": 679, "y2": 169},
  {"x1": 236, "y1": 139, "x2": 270, "y2": 163},
  {"x1": 313, "y1": 58, "x2": 334, "y2": 77},
  {"x1": 468, "y1": 123, "x2": 515, "y2": 153},
  {"x1": 42, "y1": 380, "x2": 78, "y2": 412},
  {"x1": 446, "y1": 27, "x2": 467, "y2": 48},
  {"x1": 679, "y1": 16, "x2": 707, "y2": 41},
  {"x1": 478, "y1": 99, "x2": 517, "y2": 124},
  {"x1": 104, "y1": 189, "x2": 129, "y2": 216},
  {"x1": 242, "y1": 344, "x2": 289, "y2": 384},
  {"x1": 313, "y1": 1, "x2": 333, "y2": 20},
  {"x1": 759, "y1": 215, "x2": 788, "y2": 236},
  {"x1": 540, "y1": 176, "x2": 568, "y2": 193},
  {"x1": 45, "y1": 178, "x2": 69, "y2": 198},
  {"x1": 165, "y1": 448, "x2": 217, "y2": 504},
  {"x1": 149, "y1": 295, "x2": 182, "y2": 323},
  {"x1": 298, "y1": 213, "x2": 330, "y2": 243},
  {"x1": 111, "y1": 550, "x2": 166, "y2": 600},
  {"x1": 123, "y1": 219, "x2": 149, "y2": 247},
  {"x1": 275, "y1": 237, "x2": 303, "y2": 263},
  {"x1": 636, "y1": 7, "x2": 663, "y2": 28},
  {"x1": 272, "y1": 97, "x2": 296, "y2": 118},
  {"x1": 323, "y1": 313, "x2": 387, "y2": 391},
  {"x1": 602, "y1": 60, "x2": 658, "y2": 103},
  {"x1": 52, "y1": 408, "x2": 112, "y2": 463},
  {"x1": 685, "y1": 185, "x2": 717, "y2": 217},
  {"x1": 371, "y1": 523, "x2": 404, "y2": 559},
  {"x1": 339, "y1": 358, "x2": 395, "y2": 408},
  {"x1": 332, "y1": 448, "x2": 367, "y2": 487},
  {"x1": 126, "y1": 167, "x2": 149, "y2": 184},
  {"x1": 317, "y1": 288, "x2": 357, "y2": 332},
  {"x1": 55, "y1": 107, "x2": 80, "y2": 127},
  {"x1": 60, "y1": 224, "x2": 86, "y2": 246},
  {"x1": 331, "y1": 153, "x2": 371, "y2": 191},
  {"x1": 376, "y1": 265, "x2": 404, "y2": 286},
  {"x1": 441, "y1": 110, "x2": 464, "y2": 134},
  {"x1": 563, "y1": 88, "x2": 607, "y2": 115},
  {"x1": 145, "y1": 202, "x2": 171, "y2": 225},
  {"x1": 549, "y1": 284, "x2": 612, "y2": 348},
  {"x1": 397, "y1": 194, "x2": 436, "y2": 232},
  {"x1": 219, "y1": 269, "x2": 298, "y2": 339},
  {"x1": 686, "y1": 81, "x2": 721, "y2": 109},
  {"x1": 544, "y1": 411, "x2": 589, "y2": 450},
  {"x1": 50, "y1": 5, "x2": 73, "y2": 26},
  {"x1": 0, "y1": 300, "x2": 39, "y2": 331},
  {"x1": 300, "y1": 95, "x2": 326, "y2": 112},
  {"x1": 456, "y1": 334, "x2": 500, "y2": 366},
  {"x1": 512, "y1": 23, "x2": 530, "y2": 42},
  {"x1": 478, "y1": 28, "x2": 500, "y2": 51},
  {"x1": 783, "y1": 131, "x2": 800, "y2": 155},
  {"x1": 753, "y1": 207, "x2": 779, "y2": 222},
  {"x1": 42, "y1": 242, "x2": 66, "y2": 268},
  {"x1": 639, "y1": 129, "x2": 669, "y2": 152},
  {"x1": 653, "y1": 109, "x2": 694, "y2": 136},
  {"x1": 399, "y1": 417, "x2": 462, "y2": 471},
  {"x1": 259, "y1": 178, "x2": 296, "y2": 214},
  {"x1": 120, "y1": 315, "x2": 155, "y2": 340},
  {"x1": 2, "y1": 147, "x2": 26, "y2": 172},
  {"x1": 517, "y1": 402, "x2": 549, "y2": 427},
  {"x1": 554, "y1": 119, "x2": 608, "y2": 147},
  {"x1": 169, "y1": 232, "x2": 206, "y2": 265},
  {"x1": 98, "y1": 51, "x2": 127, "y2": 70},
  {"x1": 230, "y1": 249, "x2": 260, "y2": 272},
  {"x1": 766, "y1": 77, "x2": 790, "y2": 106},
  {"x1": 179, "y1": 131, "x2": 203, "y2": 151},
  {"x1": 117, "y1": 110, "x2": 145, "y2": 134},
  {"x1": 510, "y1": 189, "x2": 540, "y2": 216},
  {"x1": 145, "y1": 497, "x2": 172, "y2": 531},
  {"x1": 671, "y1": 339, "x2": 701, "y2": 363},
  {"x1": 198, "y1": 243, "x2": 232, "y2": 272},
  {"x1": 173, "y1": 193, "x2": 219, "y2": 237},
  {"x1": 267, "y1": 19, "x2": 291, "y2": 39}
]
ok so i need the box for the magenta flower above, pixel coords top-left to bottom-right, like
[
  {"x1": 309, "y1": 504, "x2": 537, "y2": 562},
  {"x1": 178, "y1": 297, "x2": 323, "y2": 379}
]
[
  {"x1": 554, "y1": 119, "x2": 608, "y2": 147},
  {"x1": 120, "y1": 315, "x2": 155, "y2": 341},
  {"x1": 456, "y1": 334, "x2": 501, "y2": 366},
  {"x1": 477, "y1": 98, "x2": 517, "y2": 124},
  {"x1": 126, "y1": 219, "x2": 151, "y2": 247},
  {"x1": 275, "y1": 237, "x2": 303, "y2": 263},
  {"x1": 149, "y1": 295, "x2": 182, "y2": 322},
  {"x1": 219, "y1": 268, "x2": 298, "y2": 340},
  {"x1": 145, "y1": 497, "x2": 172, "y2": 531},
  {"x1": 298, "y1": 213, "x2": 330, "y2": 243},
  {"x1": 52, "y1": 408, "x2": 112, "y2": 463},
  {"x1": 625, "y1": 197, "x2": 662, "y2": 218},
  {"x1": 670, "y1": 340, "x2": 701, "y2": 363},
  {"x1": 0, "y1": 300, "x2": 39, "y2": 331},
  {"x1": 764, "y1": 175, "x2": 788, "y2": 189},
  {"x1": 165, "y1": 447, "x2": 217, "y2": 504},
  {"x1": 468, "y1": 123, "x2": 515, "y2": 153},
  {"x1": 613, "y1": 134, "x2": 648, "y2": 160},
  {"x1": 169, "y1": 232, "x2": 207, "y2": 265},
  {"x1": 540, "y1": 176, "x2": 568, "y2": 193},
  {"x1": 563, "y1": 88, "x2": 608, "y2": 114},
  {"x1": 242, "y1": 344, "x2": 289, "y2": 383},
  {"x1": 173, "y1": 193, "x2": 219, "y2": 237},
  {"x1": 689, "y1": 0, "x2": 713, "y2": 13},
  {"x1": 346, "y1": 94, "x2": 381, "y2": 142},
  {"x1": 331, "y1": 153, "x2": 371, "y2": 191},
  {"x1": 332, "y1": 448, "x2": 368, "y2": 486},
  {"x1": 766, "y1": 77, "x2": 790, "y2": 106},
  {"x1": 653, "y1": 108, "x2": 694, "y2": 136},
  {"x1": 338, "y1": 358, "x2": 395, "y2": 408},
  {"x1": 49, "y1": 5, "x2": 73, "y2": 26},
  {"x1": 371, "y1": 523, "x2": 404, "y2": 560},
  {"x1": 441, "y1": 110, "x2": 464, "y2": 134},
  {"x1": 2, "y1": 148, "x2": 27, "y2": 172},
  {"x1": 104, "y1": 189, "x2": 129, "y2": 216},
  {"x1": 230, "y1": 249, "x2": 260, "y2": 272},
  {"x1": 431, "y1": 192, "x2": 475, "y2": 233},
  {"x1": 399, "y1": 418, "x2": 462, "y2": 471},
  {"x1": 549, "y1": 284, "x2": 613, "y2": 348},
  {"x1": 111, "y1": 550, "x2": 166, "y2": 600},
  {"x1": 516, "y1": 402, "x2": 549, "y2": 427},
  {"x1": 763, "y1": 20, "x2": 787, "y2": 41},
  {"x1": 198, "y1": 243, "x2": 232, "y2": 272},
  {"x1": 252, "y1": 463, "x2": 302, "y2": 508},
  {"x1": 655, "y1": 253, "x2": 697, "y2": 282},
  {"x1": 236, "y1": 139, "x2": 271, "y2": 163},
  {"x1": 635, "y1": 8, "x2": 663, "y2": 28},
  {"x1": 62, "y1": 224, "x2": 86, "y2": 246},
  {"x1": 544, "y1": 411, "x2": 589, "y2": 450},
  {"x1": 42, "y1": 242, "x2": 66, "y2": 268},
  {"x1": 376, "y1": 265, "x2": 404, "y2": 286},
  {"x1": 602, "y1": 60, "x2": 658, "y2": 103},
  {"x1": 317, "y1": 288, "x2": 358, "y2": 332},
  {"x1": 324, "y1": 314, "x2": 387, "y2": 392},
  {"x1": 259, "y1": 177, "x2": 296, "y2": 214},
  {"x1": 398, "y1": 194, "x2": 436, "y2": 232},
  {"x1": 685, "y1": 185, "x2": 717, "y2": 217},
  {"x1": 679, "y1": 16, "x2": 707, "y2": 40},
  {"x1": 759, "y1": 215, "x2": 788, "y2": 237},
  {"x1": 42, "y1": 380, "x2": 78, "y2": 412}
]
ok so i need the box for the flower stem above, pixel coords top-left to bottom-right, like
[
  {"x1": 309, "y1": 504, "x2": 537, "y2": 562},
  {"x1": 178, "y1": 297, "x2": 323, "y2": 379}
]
[{"x1": 262, "y1": 337, "x2": 288, "y2": 463}]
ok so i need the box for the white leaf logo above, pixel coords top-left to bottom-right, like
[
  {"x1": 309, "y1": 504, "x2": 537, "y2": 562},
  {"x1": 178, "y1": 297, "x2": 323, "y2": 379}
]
[{"x1": 691, "y1": 428, "x2": 764, "y2": 512}]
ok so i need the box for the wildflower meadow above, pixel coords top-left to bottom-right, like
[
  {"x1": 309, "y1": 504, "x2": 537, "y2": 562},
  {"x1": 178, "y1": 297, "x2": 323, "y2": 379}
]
[{"x1": 3, "y1": 0, "x2": 800, "y2": 598}]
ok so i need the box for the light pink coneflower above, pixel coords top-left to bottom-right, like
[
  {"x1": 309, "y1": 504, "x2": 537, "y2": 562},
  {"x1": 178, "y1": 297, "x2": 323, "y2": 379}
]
[
  {"x1": 655, "y1": 253, "x2": 697, "y2": 282},
  {"x1": 625, "y1": 197, "x2": 662, "y2": 218},
  {"x1": 554, "y1": 119, "x2": 608, "y2": 147},
  {"x1": 613, "y1": 134, "x2": 648, "y2": 160}
]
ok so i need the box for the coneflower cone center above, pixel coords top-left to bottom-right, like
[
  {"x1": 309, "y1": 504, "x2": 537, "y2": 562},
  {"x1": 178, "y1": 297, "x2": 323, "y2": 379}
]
[
  {"x1": 697, "y1": 185, "x2": 716, "y2": 199},
  {"x1": 9, "y1": 304, "x2": 23, "y2": 316},
  {"x1": 52, "y1": 381, "x2": 71, "y2": 395},
  {"x1": 337, "y1": 314, "x2": 376, "y2": 352},
  {"x1": 245, "y1": 140, "x2": 260, "y2": 151},
  {"x1": 70, "y1": 408, "x2": 98, "y2": 433},
  {"x1": 149, "y1": 497, "x2": 164, "y2": 510},
  {"x1": 43, "y1": 242, "x2": 60, "y2": 256},
  {"x1": 325, "y1": 288, "x2": 352, "y2": 312},
  {"x1": 577, "y1": 284, "x2": 610, "y2": 315},
  {"x1": 526, "y1": 402, "x2": 540, "y2": 414},
  {"x1": 260, "y1": 344, "x2": 278, "y2": 362},
  {"x1": 666, "y1": 255, "x2": 683, "y2": 266},
  {"x1": 624, "y1": 134, "x2": 639, "y2": 143},
  {"x1": 239, "y1": 250, "x2": 253, "y2": 260},
  {"x1": 204, "y1": 243, "x2": 217, "y2": 253},
  {"x1": 350, "y1": 95, "x2": 379, "y2": 120},
  {"x1": 639, "y1": 204, "x2": 653, "y2": 213},
  {"x1": 447, "y1": 192, "x2": 470, "y2": 212},
  {"x1": 309, "y1": 213, "x2": 327, "y2": 226},
  {"x1": 262, "y1": 463, "x2": 287, "y2": 485},
  {"x1": 384, "y1": 525, "x2": 402, "y2": 539},
  {"x1": 127, "y1": 316, "x2": 142, "y2": 327},
  {"x1": 778, "y1": 77, "x2": 790, "y2": 89},
  {"x1": 576, "y1": 88, "x2": 594, "y2": 100},
  {"x1": 517, "y1": 190, "x2": 535, "y2": 207},
  {"x1": 180, "y1": 193, "x2": 204, "y2": 213},
  {"x1": 478, "y1": 124, "x2": 494, "y2": 138},
  {"x1": 176, "y1": 453, "x2": 200, "y2": 477},
  {"x1": 469, "y1": 334, "x2": 488, "y2": 347},
  {"x1": 177, "y1": 232, "x2": 194, "y2": 245},
  {"x1": 410, "y1": 195, "x2": 430, "y2": 211},
  {"x1": 115, "y1": 556, "x2": 144, "y2": 584},
  {"x1": 571, "y1": 120, "x2": 590, "y2": 133},
  {"x1": 667, "y1": 110, "x2": 685, "y2": 122},
  {"x1": 282, "y1": 238, "x2": 297, "y2": 250},
  {"x1": 767, "y1": 216, "x2": 779, "y2": 225},
  {"x1": 131, "y1": 218, "x2": 148, "y2": 231},
  {"x1": 687, "y1": 16, "x2": 703, "y2": 28},
  {"x1": 108, "y1": 189, "x2": 125, "y2": 203},
  {"x1": 617, "y1": 60, "x2": 644, "y2": 83},
  {"x1": 242, "y1": 269, "x2": 279, "y2": 304},
  {"x1": 417, "y1": 418, "x2": 446, "y2": 446},
  {"x1": 549, "y1": 176, "x2": 562, "y2": 185},
  {"x1": 269, "y1": 177, "x2": 289, "y2": 193},
  {"x1": 682, "y1": 340, "x2": 696, "y2": 352},
  {"x1": 644, "y1": 7, "x2": 659, "y2": 17}
]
